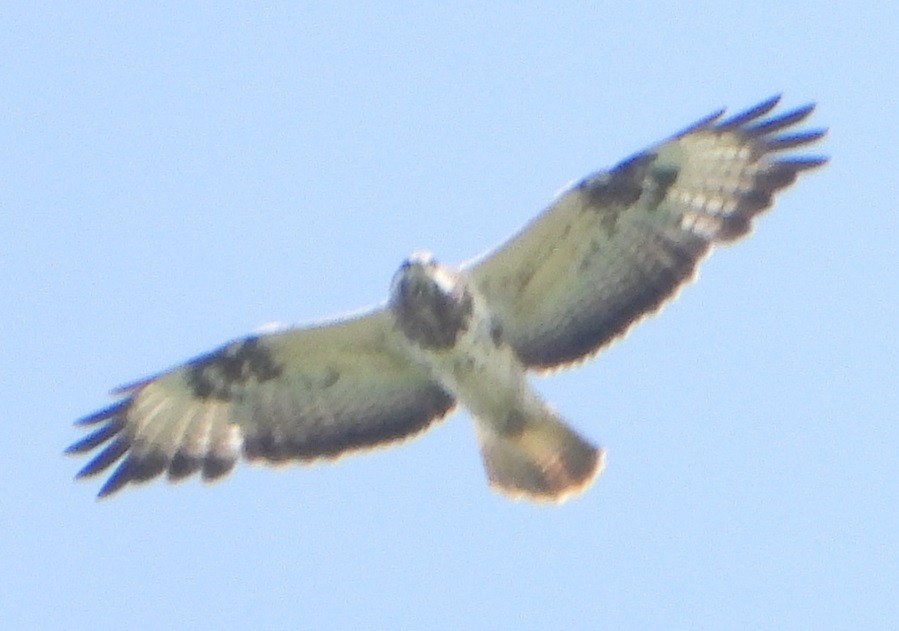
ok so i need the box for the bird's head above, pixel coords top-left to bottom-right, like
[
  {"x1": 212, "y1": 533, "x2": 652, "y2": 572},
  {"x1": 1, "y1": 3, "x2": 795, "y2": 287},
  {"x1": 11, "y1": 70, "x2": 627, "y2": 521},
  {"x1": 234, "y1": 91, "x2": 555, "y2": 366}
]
[{"x1": 389, "y1": 252, "x2": 473, "y2": 350}]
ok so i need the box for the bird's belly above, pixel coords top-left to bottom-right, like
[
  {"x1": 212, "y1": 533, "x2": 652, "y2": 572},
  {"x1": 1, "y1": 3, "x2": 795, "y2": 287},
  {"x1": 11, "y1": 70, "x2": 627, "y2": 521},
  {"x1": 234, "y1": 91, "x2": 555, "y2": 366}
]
[{"x1": 400, "y1": 309, "x2": 535, "y2": 430}]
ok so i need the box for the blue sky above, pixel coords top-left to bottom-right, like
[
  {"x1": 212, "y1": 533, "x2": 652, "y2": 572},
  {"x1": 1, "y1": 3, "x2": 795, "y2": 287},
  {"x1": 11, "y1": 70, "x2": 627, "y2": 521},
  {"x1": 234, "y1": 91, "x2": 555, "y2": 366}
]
[{"x1": 2, "y1": 3, "x2": 897, "y2": 629}]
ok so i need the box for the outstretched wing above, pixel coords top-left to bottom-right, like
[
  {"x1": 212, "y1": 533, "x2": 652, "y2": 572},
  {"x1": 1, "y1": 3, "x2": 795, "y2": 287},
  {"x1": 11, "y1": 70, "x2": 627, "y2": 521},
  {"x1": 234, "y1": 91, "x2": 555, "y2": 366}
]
[
  {"x1": 68, "y1": 310, "x2": 455, "y2": 497},
  {"x1": 468, "y1": 96, "x2": 827, "y2": 370}
]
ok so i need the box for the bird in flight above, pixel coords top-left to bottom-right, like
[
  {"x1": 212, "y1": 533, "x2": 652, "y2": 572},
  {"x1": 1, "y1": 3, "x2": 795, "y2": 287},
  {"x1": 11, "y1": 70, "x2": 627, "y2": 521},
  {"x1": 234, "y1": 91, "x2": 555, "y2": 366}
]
[{"x1": 69, "y1": 96, "x2": 827, "y2": 502}]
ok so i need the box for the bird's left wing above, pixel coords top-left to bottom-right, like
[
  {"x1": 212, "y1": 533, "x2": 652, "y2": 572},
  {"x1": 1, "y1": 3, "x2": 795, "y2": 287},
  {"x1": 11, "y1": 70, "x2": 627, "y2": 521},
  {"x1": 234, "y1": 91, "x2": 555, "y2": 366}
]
[
  {"x1": 468, "y1": 96, "x2": 827, "y2": 370},
  {"x1": 68, "y1": 309, "x2": 455, "y2": 497}
]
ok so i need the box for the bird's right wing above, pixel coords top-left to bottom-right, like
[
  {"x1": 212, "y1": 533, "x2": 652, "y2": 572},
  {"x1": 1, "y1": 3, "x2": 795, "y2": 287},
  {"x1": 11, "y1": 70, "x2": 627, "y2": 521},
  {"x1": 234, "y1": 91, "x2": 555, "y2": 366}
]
[{"x1": 68, "y1": 309, "x2": 455, "y2": 497}]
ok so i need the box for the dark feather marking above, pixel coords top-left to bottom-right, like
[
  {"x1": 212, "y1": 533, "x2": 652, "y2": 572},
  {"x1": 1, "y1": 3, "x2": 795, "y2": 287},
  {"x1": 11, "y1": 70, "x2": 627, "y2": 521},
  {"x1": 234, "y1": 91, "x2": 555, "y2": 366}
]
[
  {"x1": 716, "y1": 214, "x2": 753, "y2": 242},
  {"x1": 95, "y1": 449, "x2": 171, "y2": 497},
  {"x1": 512, "y1": 265, "x2": 539, "y2": 296},
  {"x1": 582, "y1": 153, "x2": 654, "y2": 209},
  {"x1": 577, "y1": 238, "x2": 604, "y2": 273},
  {"x1": 739, "y1": 188, "x2": 774, "y2": 213},
  {"x1": 490, "y1": 318, "x2": 504, "y2": 346},
  {"x1": 745, "y1": 103, "x2": 816, "y2": 137},
  {"x1": 757, "y1": 163, "x2": 801, "y2": 190},
  {"x1": 202, "y1": 455, "x2": 236, "y2": 481},
  {"x1": 167, "y1": 451, "x2": 203, "y2": 481},
  {"x1": 97, "y1": 459, "x2": 136, "y2": 497},
  {"x1": 186, "y1": 336, "x2": 284, "y2": 401},
  {"x1": 716, "y1": 95, "x2": 781, "y2": 130},
  {"x1": 392, "y1": 273, "x2": 474, "y2": 350},
  {"x1": 501, "y1": 409, "x2": 527, "y2": 435},
  {"x1": 65, "y1": 419, "x2": 124, "y2": 454},
  {"x1": 763, "y1": 130, "x2": 827, "y2": 152},
  {"x1": 76, "y1": 399, "x2": 128, "y2": 426},
  {"x1": 774, "y1": 156, "x2": 829, "y2": 170},
  {"x1": 643, "y1": 163, "x2": 680, "y2": 209},
  {"x1": 75, "y1": 436, "x2": 130, "y2": 478},
  {"x1": 579, "y1": 154, "x2": 653, "y2": 237},
  {"x1": 670, "y1": 108, "x2": 726, "y2": 139},
  {"x1": 581, "y1": 154, "x2": 680, "y2": 241},
  {"x1": 519, "y1": 231, "x2": 709, "y2": 368},
  {"x1": 243, "y1": 428, "x2": 291, "y2": 462},
  {"x1": 320, "y1": 367, "x2": 340, "y2": 388},
  {"x1": 243, "y1": 388, "x2": 455, "y2": 462},
  {"x1": 109, "y1": 375, "x2": 157, "y2": 397},
  {"x1": 127, "y1": 450, "x2": 169, "y2": 482}
]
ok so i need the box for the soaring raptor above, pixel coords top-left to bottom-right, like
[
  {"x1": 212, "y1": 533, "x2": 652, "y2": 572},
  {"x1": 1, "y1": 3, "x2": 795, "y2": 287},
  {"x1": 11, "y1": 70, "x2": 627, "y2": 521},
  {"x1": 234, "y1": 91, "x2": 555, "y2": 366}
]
[{"x1": 69, "y1": 96, "x2": 827, "y2": 502}]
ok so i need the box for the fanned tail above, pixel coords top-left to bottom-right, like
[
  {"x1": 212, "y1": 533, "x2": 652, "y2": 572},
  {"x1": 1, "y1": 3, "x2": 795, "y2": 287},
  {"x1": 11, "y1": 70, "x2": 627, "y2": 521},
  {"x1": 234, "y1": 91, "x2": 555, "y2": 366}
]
[{"x1": 476, "y1": 410, "x2": 604, "y2": 503}]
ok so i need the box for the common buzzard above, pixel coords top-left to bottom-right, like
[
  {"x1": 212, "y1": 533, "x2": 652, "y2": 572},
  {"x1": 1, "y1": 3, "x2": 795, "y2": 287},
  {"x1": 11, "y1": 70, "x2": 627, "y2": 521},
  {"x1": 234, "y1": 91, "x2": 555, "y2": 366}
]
[{"x1": 69, "y1": 96, "x2": 827, "y2": 502}]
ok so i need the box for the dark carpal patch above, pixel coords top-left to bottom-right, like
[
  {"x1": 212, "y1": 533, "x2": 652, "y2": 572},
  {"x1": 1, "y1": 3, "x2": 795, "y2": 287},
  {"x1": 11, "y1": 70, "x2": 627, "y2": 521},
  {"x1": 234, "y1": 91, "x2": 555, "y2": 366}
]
[
  {"x1": 581, "y1": 152, "x2": 654, "y2": 208},
  {"x1": 644, "y1": 163, "x2": 679, "y2": 207},
  {"x1": 581, "y1": 153, "x2": 679, "y2": 235},
  {"x1": 187, "y1": 336, "x2": 284, "y2": 400}
]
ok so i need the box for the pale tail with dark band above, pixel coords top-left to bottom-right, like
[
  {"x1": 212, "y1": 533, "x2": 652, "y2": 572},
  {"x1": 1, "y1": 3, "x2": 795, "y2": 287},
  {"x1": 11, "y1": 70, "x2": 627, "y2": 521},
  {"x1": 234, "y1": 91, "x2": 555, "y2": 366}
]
[{"x1": 476, "y1": 410, "x2": 605, "y2": 502}]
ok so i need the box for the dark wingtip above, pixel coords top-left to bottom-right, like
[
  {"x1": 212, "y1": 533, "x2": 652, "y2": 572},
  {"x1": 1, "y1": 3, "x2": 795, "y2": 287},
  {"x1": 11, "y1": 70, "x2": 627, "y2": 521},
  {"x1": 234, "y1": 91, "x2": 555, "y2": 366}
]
[
  {"x1": 66, "y1": 420, "x2": 124, "y2": 455},
  {"x1": 717, "y1": 95, "x2": 782, "y2": 130},
  {"x1": 74, "y1": 437, "x2": 130, "y2": 479},
  {"x1": 97, "y1": 481, "x2": 123, "y2": 499},
  {"x1": 763, "y1": 128, "x2": 828, "y2": 151},
  {"x1": 167, "y1": 451, "x2": 203, "y2": 481},
  {"x1": 75, "y1": 399, "x2": 129, "y2": 426},
  {"x1": 775, "y1": 155, "x2": 830, "y2": 171},
  {"x1": 96, "y1": 459, "x2": 133, "y2": 498},
  {"x1": 109, "y1": 376, "x2": 155, "y2": 396},
  {"x1": 744, "y1": 102, "x2": 817, "y2": 137},
  {"x1": 201, "y1": 455, "x2": 237, "y2": 482},
  {"x1": 672, "y1": 107, "x2": 726, "y2": 139}
]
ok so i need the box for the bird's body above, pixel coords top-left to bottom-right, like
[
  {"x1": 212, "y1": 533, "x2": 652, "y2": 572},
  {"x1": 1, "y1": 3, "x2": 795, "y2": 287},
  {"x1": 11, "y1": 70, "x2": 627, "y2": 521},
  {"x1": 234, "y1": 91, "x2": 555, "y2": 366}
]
[
  {"x1": 69, "y1": 96, "x2": 827, "y2": 502},
  {"x1": 389, "y1": 252, "x2": 602, "y2": 499}
]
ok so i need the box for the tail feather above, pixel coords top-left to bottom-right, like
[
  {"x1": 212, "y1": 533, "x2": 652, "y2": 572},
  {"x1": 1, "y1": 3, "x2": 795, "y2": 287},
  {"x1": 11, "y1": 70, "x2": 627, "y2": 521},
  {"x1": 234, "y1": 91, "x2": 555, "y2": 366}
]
[{"x1": 477, "y1": 412, "x2": 604, "y2": 503}]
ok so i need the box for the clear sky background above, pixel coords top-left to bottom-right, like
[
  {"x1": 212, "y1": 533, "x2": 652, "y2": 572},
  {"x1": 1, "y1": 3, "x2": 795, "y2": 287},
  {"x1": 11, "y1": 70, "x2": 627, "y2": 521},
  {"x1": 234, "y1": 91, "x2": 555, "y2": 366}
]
[{"x1": 2, "y1": 3, "x2": 897, "y2": 629}]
